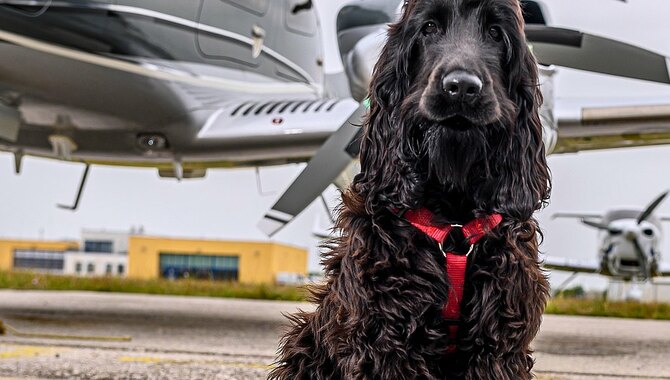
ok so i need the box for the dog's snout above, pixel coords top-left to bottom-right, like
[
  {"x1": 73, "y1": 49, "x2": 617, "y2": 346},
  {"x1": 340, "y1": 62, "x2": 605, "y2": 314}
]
[{"x1": 441, "y1": 71, "x2": 483, "y2": 103}]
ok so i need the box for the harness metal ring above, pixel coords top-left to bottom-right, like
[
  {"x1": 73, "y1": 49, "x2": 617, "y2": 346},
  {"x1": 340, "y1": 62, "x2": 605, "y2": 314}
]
[{"x1": 438, "y1": 242, "x2": 475, "y2": 257}]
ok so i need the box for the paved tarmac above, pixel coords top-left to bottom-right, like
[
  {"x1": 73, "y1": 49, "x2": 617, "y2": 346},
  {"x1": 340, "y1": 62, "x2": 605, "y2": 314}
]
[{"x1": 0, "y1": 290, "x2": 668, "y2": 379}]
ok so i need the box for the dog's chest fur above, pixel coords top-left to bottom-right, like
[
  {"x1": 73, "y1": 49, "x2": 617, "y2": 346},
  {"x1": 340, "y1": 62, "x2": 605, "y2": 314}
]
[{"x1": 330, "y1": 197, "x2": 497, "y2": 377}]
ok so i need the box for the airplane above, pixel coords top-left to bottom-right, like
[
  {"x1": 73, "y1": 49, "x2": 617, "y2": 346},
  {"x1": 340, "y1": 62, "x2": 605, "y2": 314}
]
[
  {"x1": 547, "y1": 192, "x2": 670, "y2": 299},
  {"x1": 0, "y1": 1, "x2": 668, "y2": 235}
]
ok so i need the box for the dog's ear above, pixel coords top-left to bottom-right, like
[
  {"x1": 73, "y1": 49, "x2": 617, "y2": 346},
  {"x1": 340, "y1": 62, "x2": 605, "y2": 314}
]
[
  {"x1": 355, "y1": 8, "x2": 423, "y2": 213},
  {"x1": 492, "y1": 7, "x2": 551, "y2": 221}
]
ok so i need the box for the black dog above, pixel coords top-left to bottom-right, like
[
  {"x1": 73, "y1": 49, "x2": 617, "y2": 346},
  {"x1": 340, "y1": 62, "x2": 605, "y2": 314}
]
[{"x1": 270, "y1": 0, "x2": 551, "y2": 378}]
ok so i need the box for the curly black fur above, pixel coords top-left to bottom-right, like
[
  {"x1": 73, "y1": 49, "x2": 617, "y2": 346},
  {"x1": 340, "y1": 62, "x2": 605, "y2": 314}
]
[{"x1": 270, "y1": 0, "x2": 551, "y2": 379}]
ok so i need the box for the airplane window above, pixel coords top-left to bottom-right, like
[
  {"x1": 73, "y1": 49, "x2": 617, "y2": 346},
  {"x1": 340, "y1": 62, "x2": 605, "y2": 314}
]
[{"x1": 286, "y1": 0, "x2": 317, "y2": 36}]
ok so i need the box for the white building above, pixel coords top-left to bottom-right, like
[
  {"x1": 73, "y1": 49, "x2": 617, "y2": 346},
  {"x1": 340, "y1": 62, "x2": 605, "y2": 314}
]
[
  {"x1": 58, "y1": 229, "x2": 138, "y2": 277},
  {"x1": 62, "y1": 252, "x2": 127, "y2": 277},
  {"x1": 80, "y1": 229, "x2": 133, "y2": 254}
]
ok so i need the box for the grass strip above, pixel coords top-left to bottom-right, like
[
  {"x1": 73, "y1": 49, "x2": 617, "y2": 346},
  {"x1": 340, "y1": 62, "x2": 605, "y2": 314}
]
[
  {"x1": 0, "y1": 271, "x2": 307, "y2": 302},
  {"x1": 546, "y1": 297, "x2": 670, "y2": 320},
  {"x1": 3, "y1": 271, "x2": 670, "y2": 320}
]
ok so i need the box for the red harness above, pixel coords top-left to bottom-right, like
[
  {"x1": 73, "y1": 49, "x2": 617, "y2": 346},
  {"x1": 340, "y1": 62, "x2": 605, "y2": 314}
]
[{"x1": 402, "y1": 208, "x2": 503, "y2": 352}]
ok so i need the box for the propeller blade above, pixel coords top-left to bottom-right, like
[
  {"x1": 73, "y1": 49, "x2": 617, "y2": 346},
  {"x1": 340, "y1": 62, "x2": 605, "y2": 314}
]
[
  {"x1": 629, "y1": 236, "x2": 651, "y2": 279},
  {"x1": 257, "y1": 104, "x2": 366, "y2": 237},
  {"x1": 581, "y1": 219, "x2": 621, "y2": 234},
  {"x1": 526, "y1": 25, "x2": 670, "y2": 85},
  {"x1": 638, "y1": 191, "x2": 669, "y2": 224}
]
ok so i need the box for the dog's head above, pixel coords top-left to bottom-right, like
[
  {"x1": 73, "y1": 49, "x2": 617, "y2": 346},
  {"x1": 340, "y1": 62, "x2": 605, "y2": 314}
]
[
  {"x1": 356, "y1": 0, "x2": 550, "y2": 221},
  {"x1": 414, "y1": 0, "x2": 516, "y2": 128}
]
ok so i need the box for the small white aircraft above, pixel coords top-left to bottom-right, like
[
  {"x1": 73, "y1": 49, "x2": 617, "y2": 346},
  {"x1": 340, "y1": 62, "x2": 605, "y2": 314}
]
[{"x1": 547, "y1": 192, "x2": 670, "y2": 293}]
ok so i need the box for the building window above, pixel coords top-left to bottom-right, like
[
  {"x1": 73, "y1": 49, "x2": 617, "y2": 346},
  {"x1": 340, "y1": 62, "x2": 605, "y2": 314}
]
[
  {"x1": 13, "y1": 250, "x2": 64, "y2": 272},
  {"x1": 117, "y1": 264, "x2": 125, "y2": 275},
  {"x1": 87, "y1": 263, "x2": 95, "y2": 274},
  {"x1": 75, "y1": 262, "x2": 82, "y2": 273},
  {"x1": 105, "y1": 264, "x2": 113, "y2": 275},
  {"x1": 159, "y1": 253, "x2": 239, "y2": 281},
  {"x1": 84, "y1": 240, "x2": 113, "y2": 254}
]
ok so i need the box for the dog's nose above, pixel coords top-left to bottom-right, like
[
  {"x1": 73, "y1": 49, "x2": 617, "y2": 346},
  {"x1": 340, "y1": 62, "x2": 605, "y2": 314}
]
[{"x1": 442, "y1": 71, "x2": 483, "y2": 103}]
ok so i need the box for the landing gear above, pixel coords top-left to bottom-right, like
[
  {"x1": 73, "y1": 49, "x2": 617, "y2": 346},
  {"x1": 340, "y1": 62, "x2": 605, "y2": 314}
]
[
  {"x1": 607, "y1": 277, "x2": 645, "y2": 302},
  {"x1": 626, "y1": 277, "x2": 644, "y2": 301},
  {"x1": 57, "y1": 164, "x2": 90, "y2": 211}
]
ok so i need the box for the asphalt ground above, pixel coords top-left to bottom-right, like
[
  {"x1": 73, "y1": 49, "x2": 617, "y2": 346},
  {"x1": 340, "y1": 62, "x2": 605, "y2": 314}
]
[{"x1": 0, "y1": 290, "x2": 668, "y2": 380}]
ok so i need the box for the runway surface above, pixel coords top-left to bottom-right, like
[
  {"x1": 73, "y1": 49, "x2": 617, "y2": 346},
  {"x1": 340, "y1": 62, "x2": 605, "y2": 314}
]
[{"x1": 0, "y1": 290, "x2": 669, "y2": 380}]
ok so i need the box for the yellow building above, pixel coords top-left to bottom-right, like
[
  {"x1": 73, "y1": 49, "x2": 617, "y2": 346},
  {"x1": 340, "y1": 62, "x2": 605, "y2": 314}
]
[
  {"x1": 0, "y1": 234, "x2": 308, "y2": 285},
  {"x1": 0, "y1": 239, "x2": 79, "y2": 272},
  {"x1": 127, "y1": 236, "x2": 308, "y2": 284}
]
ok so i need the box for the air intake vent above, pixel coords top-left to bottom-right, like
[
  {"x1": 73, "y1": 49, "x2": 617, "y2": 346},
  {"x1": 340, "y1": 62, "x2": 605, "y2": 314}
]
[
  {"x1": 197, "y1": 98, "x2": 360, "y2": 140},
  {"x1": 620, "y1": 259, "x2": 640, "y2": 267},
  {"x1": 230, "y1": 100, "x2": 342, "y2": 117}
]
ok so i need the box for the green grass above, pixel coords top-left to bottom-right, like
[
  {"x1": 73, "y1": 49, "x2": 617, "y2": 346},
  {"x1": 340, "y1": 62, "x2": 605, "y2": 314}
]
[
  {"x1": 3, "y1": 272, "x2": 670, "y2": 320},
  {"x1": 546, "y1": 297, "x2": 670, "y2": 320},
  {"x1": 0, "y1": 271, "x2": 307, "y2": 302}
]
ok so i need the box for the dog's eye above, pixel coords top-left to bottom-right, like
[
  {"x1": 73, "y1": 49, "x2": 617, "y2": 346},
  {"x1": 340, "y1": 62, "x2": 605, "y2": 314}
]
[
  {"x1": 422, "y1": 22, "x2": 439, "y2": 36},
  {"x1": 488, "y1": 26, "x2": 503, "y2": 42}
]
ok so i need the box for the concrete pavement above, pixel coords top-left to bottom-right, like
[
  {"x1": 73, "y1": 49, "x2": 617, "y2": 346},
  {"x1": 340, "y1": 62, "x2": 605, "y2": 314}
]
[{"x1": 0, "y1": 290, "x2": 668, "y2": 379}]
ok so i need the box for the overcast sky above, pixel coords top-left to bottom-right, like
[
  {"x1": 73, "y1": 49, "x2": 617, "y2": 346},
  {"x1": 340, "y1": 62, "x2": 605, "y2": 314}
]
[{"x1": 1, "y1": 0, "x2": 670, "y2": 290}]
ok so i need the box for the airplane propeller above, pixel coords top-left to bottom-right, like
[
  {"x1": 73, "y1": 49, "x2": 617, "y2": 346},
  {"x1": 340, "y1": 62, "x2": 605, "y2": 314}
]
[
  {"x1": 637, "y1": 191, "x2": 669, "y2": 225},
  {"x1": 526, "y1": 25, "x2": 670, "y2": 85},
  {"x1": 258, "y1": 104, "x2": 366, "y2": 237},
  {"x1": 557, "y1": 191, "x2": 670, "y2": 280},
  {"x1": 582, "y1": 221, "x2": 653, "y2": 279},
  {"x1": 632, "y1": 191, "x2": 669, "y2": 279}
]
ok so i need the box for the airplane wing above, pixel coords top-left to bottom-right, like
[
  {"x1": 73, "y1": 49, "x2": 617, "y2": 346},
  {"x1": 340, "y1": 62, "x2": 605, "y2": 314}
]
[
  {"x1": 553, "y1": 97, "x2": 670, "y2": 154},
  {"x1": 543, "y1": 256, "x2": 601, "y2": 274},
  {"x1": 553, "y1": 212, "x2": 602, "y2": 220}
]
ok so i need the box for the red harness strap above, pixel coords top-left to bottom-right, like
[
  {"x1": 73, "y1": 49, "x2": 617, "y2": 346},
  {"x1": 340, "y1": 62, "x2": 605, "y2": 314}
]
[{"x1": 402, "y1": 208, "x2": 502, "y2": 352}]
